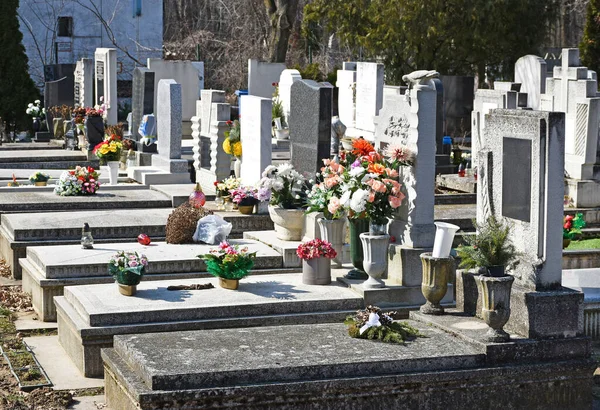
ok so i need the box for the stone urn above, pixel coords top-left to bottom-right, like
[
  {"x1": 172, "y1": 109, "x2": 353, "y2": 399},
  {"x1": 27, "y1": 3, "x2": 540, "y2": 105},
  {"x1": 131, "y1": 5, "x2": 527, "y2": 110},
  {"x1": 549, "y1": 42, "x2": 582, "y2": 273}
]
[
  {"x1": 474, "y1": 274, "x2": 514, "y2": 343},
  {"x1": 419, "y1": 253, "x2": 453, "y2": 315},
  {"x1": 359, "y1": 232, "x2": 390, "y2": 288},
  {"x1": 317, "y1": 217, "x2": 346, "y2": 267},
  {"x1": 302, "y1": 257, "x2": 331, "y2": 285},
  {"x1": 345, "y1": 218, "x2": 369, "y2": 280},
  {"x1": 268, "y1": 205, "x2": 304, "y2": 241}
]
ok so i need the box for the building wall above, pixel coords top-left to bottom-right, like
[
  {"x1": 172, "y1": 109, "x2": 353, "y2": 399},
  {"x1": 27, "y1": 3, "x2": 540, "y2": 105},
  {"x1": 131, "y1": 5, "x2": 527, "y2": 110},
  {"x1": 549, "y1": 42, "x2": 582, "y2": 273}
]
[{"x1": 18, "y1": 0, "x2": 163, "y2": 87}]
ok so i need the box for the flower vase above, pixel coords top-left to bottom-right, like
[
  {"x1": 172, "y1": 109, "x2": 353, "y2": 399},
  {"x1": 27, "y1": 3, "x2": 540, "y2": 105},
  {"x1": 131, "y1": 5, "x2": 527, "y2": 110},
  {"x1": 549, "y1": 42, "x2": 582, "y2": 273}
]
[
  {"x1": 118, "y1": 284, "x2": 137, "y2": 296},
  {"x1": 317, "y1": 218, "x2": 346, "y2": 268},
  {"x1": 268, "y1": 205, "x2": 304, "y2": 241},
  {"x1": 419, "y1": 253, "x2": 453, "y2": 315},
  {"x1": 234, "y1": 157, "x2": 241, "y2": 178},
  {"x1": 360, "y1": 232, "x2": 390, "y2": 288},
  {"x1": 219, "y1": 278, "x2": 239, "y2": 290},
  {"x1": 238, "y1": 205, "x2": 254, "y2": 215},
  {"x1": 107, "y1": 161, "x2": 119, "y2": 185},
  {"x1": 34, "y1": 181, "x2": 47, "y2": 187},
  {"x1": 302, "y1": 257, "x2": 331, "y2": 285},
  {"x1": 346, "y1": 218, "x2": 369, "y2": 279},
  {"x1": 474, "y1": 274, "x2": 514, "y2": 343},
  {"x1": 32, "y1": 117, "x2": 41, "y2": 133}
]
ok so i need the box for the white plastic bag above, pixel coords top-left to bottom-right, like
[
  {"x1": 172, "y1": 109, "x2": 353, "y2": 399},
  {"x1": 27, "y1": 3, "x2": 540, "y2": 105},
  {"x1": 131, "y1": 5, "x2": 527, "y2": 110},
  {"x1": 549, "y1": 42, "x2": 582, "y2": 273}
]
[{"x1": 193, "y1": 215, "x2": 233, "y2": 244}]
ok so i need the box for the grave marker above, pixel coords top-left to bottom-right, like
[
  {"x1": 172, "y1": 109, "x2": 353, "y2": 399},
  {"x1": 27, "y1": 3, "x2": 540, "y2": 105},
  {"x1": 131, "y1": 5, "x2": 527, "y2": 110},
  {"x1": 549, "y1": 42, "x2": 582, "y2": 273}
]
[
  {"x1": 355, "y1": 62, "x2": 384, "y2": 135},
  {"x1": 94, "y1": 48, "x2": 117, "y2": 125},
  {"x1": 240, "y1": 95, "x2": 272, "y2": 185}
]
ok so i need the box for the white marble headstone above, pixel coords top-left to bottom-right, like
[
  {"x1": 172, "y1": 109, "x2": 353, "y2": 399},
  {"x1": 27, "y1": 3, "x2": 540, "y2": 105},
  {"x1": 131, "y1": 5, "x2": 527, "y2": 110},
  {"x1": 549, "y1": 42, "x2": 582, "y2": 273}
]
[
  {"x1": 514, "y1": 55, "x2": 547, "y2": 110},
  {"x1": 94, "y1": 48, "x2": 117, "y2": 124},
  {"x1": 248, "y1": 59, "x2": 286, "y2": 99},
  {"x1": 355, "y1": 62, "x2": 384, "y2": 135},
  {"x1": 240, "y1": 95, "x2": 273, "y2": 185},
  {"x1": 278, "y1": 69, "x2": 302, "y2": 125}
]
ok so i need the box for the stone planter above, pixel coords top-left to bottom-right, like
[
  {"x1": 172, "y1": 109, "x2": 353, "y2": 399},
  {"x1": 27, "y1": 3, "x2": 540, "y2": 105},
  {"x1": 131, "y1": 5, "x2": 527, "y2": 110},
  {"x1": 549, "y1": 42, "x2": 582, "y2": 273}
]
[
  {"x1": 474, "y1": 274, "x2": 515, "y2": 343},
  {"x1": 275, "y1": 129, "x2": 289, "y2": 140},
  {"x1": 419, "y1": 253, "x2": 453, "y2": 315},
  {"x1": 219, "y1": 278, "x2": 239, "y2": 290},
  {"x1": 233, "y1": 157, "x2": 241, "y2": 178},
  {"x1": 317, "y1": 217, "x2": 346, "y2": 267},
  {"x1": 268, "y1": 205, "x2": 304, "y2": 241},
  {"x1": 346, "y1": 218, "x2": 369, "y2": 280},
  {"x1": 359, "y1": 233, "x2": 390, "y2": 288},
  {"x1": 302, "y1": 257, "x2": 331, "y2": 285},
  {"x1": 32, "y1": 117, "x2": 41, "y2": 133},
  {"x1": 107, "y1": 161, "x2": 120, "y2": 185}
]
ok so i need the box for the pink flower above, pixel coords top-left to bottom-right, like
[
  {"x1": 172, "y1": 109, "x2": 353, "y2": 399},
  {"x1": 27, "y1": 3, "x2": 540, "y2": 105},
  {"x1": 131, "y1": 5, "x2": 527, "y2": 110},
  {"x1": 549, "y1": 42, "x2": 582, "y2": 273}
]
[
  {"x1": 367, "y1": 191, "x2": 376, "y2": 203},
  {"x1": 328, "y1": 196, "x2": 341, "y2": 215},
  {"x1": 371, "y1": 180, "x2": 387, "y2": 193},
  {"x1": 388, "y1": 195, "x2": 402, "y2": 208},
  {"x1": 386, "y1": 168, "x2": 399, "y2": 178},
  {"x1": 219, "y1": 241, "x2": 230, "y2": 250},
  {"x1": 324, "y1": 175, "x2": 340, "y2": 189},
  {"x1": 129, "y1": 260, "x2": 139, "y2": 267}
]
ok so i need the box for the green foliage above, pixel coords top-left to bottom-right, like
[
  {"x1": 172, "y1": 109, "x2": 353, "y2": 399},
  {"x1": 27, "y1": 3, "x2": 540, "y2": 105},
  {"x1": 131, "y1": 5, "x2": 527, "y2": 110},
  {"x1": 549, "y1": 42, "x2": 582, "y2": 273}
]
[
  {"x1": 457, "y1": 216, "x2": 518, "y2": 270},
  {"x1": 344, "y1": 305, "x2": 422, "y2": 344},
  {"x1": 272, "y1": 99, "x2": 285, "y2": 123},
  {"x1": 293, "y1": 63, "x2": 324, "y2": 82},
  {"x1": 199, "y1": 243, "x2": 257, "y2": 280},
  {"x1": 0, "y1": 0, "x2": 41, "y2": 130},
  {"x1": 565, "y1": 238, "x2": 600, "y2": 250},
  {"x1": 581, "y1": 0, "x2": 600, "y2": 74},
  {"x1": 303, "y1": 0, "x2": 558, "y2": 84},
  {"x1": 564, "y1": 213, "x2": 586, "y2": 240}
]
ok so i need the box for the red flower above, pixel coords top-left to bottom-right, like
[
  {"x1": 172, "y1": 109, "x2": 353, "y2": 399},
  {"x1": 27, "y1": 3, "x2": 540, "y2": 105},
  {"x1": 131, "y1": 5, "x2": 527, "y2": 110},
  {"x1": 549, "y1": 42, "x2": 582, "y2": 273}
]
[
  {"x1": 226, "y1": 120, "x2": 233, "y2": 126},
  {"x1": 352, "y1": 139, "x2": 375, "y2": 157}
]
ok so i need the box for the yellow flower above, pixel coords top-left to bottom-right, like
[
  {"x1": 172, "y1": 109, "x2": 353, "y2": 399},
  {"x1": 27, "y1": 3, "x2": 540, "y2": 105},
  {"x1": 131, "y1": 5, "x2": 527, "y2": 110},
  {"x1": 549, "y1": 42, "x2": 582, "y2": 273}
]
[
  {"x1": 223, "y1": 138, "x2": 232, "y2": 155},
  {"x1": 232, "y1": 141, "x2": 242, "y2": 157}
]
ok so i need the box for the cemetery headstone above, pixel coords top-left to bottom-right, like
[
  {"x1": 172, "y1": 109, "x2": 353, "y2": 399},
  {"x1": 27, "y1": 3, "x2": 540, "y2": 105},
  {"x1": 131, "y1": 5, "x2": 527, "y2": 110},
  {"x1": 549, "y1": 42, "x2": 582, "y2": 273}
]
[
  {"x1": 240, "y1": 95, "x2": 273, "y2": 185},
  {"x1": 355, "y1": 62, "x2": 384, "y2": 135},
  {"x1": 478, "y1": 108, "x2": 582, "y2": 338},
  {"x1": 94, "y1": 48, "x2": 118, "y2": 125},
  {"x1": 441, "y1": 75, "x2": 474, "y2": 138},
  {"x1": 289, "y1": 80, "x2": 332, "y2": 177},
  {"x1": 132, "y1": 67, "x2": 156, "y2": 150},
  {"x1": 336, "y1": 65, "x2": 357, "y2": 129},
  {"x1": 248, "y1": 59, "x2": 286, "y2": 99},
  {"x1": 192, "y1": 90, "x2": 226, "y2": 173},
  {"x1": 74, "y1": 58, "x2": 94, "y2": 108},
  {"x1": 515, "y1": 55, "x2": 547, "y2": 110},
  {"x1": 278, "y1": 69, "x2": 302, "y2": 125}
]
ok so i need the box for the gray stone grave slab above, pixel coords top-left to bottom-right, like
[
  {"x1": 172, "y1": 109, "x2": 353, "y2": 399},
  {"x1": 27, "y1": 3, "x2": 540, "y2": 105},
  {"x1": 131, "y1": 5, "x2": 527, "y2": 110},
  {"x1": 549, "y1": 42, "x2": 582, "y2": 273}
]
[
  {"x1": 56, "y1": 273, "x2": 363, "y2": 377},
  {"x1": 101, "y1": 320, "x2": 592, "y2": 409},
  {"x1": 289, "y1": 80, "x2": 332, "y2": 177},
  {"x1": 441, "y1": 75, "x2": 474, "y2": 138},
  {"x1": 44, "y1": 77, "x2": 74, "y2": 115},
  {"x1": 478, "y1": 108, "x2": 583, "y2": 339},
  {"x1": 248, "y1": 59, "x2": 286, "y2": 99},
  {"x1": 355, "y1": 62, "x2": 384, "y2": 134}
]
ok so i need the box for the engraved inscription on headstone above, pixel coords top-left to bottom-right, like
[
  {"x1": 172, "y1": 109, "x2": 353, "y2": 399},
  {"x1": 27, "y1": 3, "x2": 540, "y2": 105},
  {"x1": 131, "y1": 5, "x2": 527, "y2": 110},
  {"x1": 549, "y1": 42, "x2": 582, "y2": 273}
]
[
  {"x1": 96, "y1": 61, "x2": 105, "y2": 102},
  {"x1": 502, "y1": 137, "x2": 532, "y2": 222}
]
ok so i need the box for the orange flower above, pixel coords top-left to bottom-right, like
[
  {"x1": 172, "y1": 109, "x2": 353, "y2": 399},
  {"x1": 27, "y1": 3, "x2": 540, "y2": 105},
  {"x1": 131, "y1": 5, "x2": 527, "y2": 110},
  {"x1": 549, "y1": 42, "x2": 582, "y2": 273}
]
[
  {"x1": 352, "y1": 139, "x2": 375, "y2": 157},
  {"x1": 368, "y1": 191, "x2": 376, "y2": 203},
  {"x1": 368, "y1": 163, "x2": 386, "y2": 175}
]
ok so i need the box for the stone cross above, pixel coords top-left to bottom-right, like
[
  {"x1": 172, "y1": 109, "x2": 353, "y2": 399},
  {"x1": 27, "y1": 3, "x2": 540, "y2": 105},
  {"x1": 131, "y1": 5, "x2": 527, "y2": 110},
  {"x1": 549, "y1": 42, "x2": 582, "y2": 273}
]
[
  {"x1": 94, "y1": 48, "x2": 117, "y2": 125},
  {"x1": 289, "y1": 80, "x2": 332, "y2": 177},
  {"x1": 240, "y1": 95, "x2": 273, "y2": 186}
]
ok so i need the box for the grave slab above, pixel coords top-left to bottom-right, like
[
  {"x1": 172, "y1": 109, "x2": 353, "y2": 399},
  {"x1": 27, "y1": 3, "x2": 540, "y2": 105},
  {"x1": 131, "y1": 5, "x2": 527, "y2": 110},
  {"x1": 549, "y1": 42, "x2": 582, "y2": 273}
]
[
  {"x1": 55, "y1": 273, "x2": 363, "y2": 377},
  {"x1": 0, "y1": 142, "x2": 63, "y2": 151},
  {"x1": 101, "y1": 321, "x2": 593, "y2": 410},
  {"x1": 22, "y1": 239, "x2": 286, "y2": 321}
]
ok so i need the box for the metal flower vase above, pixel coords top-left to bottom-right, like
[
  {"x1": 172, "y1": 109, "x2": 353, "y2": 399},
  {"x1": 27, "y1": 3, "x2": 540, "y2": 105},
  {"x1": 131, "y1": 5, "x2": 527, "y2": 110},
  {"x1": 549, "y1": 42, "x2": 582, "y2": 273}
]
[
  {"x1": 359, "y1": 230, "x2": 390, "y2": 289},
  {"x1": 474, "y1": 274, "x2": 514, "y2": 342},
  {"x1": 419, "y1": 253, "x2": 453, "y2": 315},
  {"x1": 317, "y1": 217, "x2": 346, "y2": 268}
]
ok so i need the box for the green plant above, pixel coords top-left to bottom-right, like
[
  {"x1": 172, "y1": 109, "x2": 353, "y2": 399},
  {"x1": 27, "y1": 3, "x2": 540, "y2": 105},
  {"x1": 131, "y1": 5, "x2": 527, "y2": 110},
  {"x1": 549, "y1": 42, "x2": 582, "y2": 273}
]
[
  {"x1": 293, "y1": 63, "x2": 324, "y2": 82},
  {"x1": 272, "y1": 99, "x2": 285, "y2": 123},
  {"x1": 564, "y1": 213, "x2": 586, "y2": 240},
  {"x1": 28, "y1": 171, "x2": 50, "y2": 183},
  {"x1": 199, "y1": 242, "x2": 256, "y2": 280},
  {"x1": 457, "y1": 216, "x2": 518, "y2": 270},
  {"x1": 344, "y1": 305, "x2": 422, "y2": 344}
]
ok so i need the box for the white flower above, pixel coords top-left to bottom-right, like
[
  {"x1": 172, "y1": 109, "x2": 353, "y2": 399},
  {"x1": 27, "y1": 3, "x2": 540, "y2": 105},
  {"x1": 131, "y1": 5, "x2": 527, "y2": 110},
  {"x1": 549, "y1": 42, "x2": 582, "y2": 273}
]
[
  {"x1": 349, "y1": 166, "x2": 365, "y2": 178},
  {"x1": 28, "y1": 103, "x2": 33, "y2": 108},
  {"x1": 340, "y1": 190, "x2": 352, "y2": 206},
  {"x1": 350, "y1": 189, "x2": 369, "y2": 213},
  {"x1": 272, "y1": 179, "x2": 284, "y2": 191},
  {"x1": 361, "y1": 173, "x2": 379, "y2": 184},
  {"x1": 34, "y1": 100, "x2": 40, "y2": 105},
  {"x1": 277, "y1": 163, "x2": 293, "y2": 177},
  {"x1": 262, "y1": 165, "x2": 277, "y2": 178},
  {"x1": 295, "y1": 195, "x2": 300, "y2": 199}
]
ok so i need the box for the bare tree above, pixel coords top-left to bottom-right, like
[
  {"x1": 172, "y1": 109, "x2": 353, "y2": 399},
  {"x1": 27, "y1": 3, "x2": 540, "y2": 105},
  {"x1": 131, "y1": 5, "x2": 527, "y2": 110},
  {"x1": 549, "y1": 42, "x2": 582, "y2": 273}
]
[{"x1": 264, "y1": 0, "x2": 299, "y2": 63}]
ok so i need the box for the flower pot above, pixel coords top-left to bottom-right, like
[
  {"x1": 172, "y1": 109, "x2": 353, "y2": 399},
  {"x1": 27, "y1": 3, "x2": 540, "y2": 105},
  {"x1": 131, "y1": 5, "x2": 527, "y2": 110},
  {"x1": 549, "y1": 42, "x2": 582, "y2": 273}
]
[
  {"x1": 112, "y1": 268, "x2": 144, "y2": 286},
  {"x1": 341, "y1": 138, "x2": 354, "y2": 151},
  {"x1": 238, "y1": 205, "x2": 254, "y2": 215},
  {"x1": 118, "y1": 284, "x2": 137, "y2": 296},
  {"x1": 563, "y1": 238, "x2": 571, "y2": 249},
  {"x1": 233, "y1": 157, "x2": 241, "y2": 178},
  {"x1": 32, "y1": 117, "x2": 41, "y2": 133},
  {"x1": 219, "y1": 277, "x2": 239, "y2": 290},
  {"x1": 107, "y1": 161, "x2": 119, "y2": 185},
  {"x1": 474, "y1": 274, "x2": 514, "y2": 343},
  {"x1": 275, "y1": 129, "x2": 290, "y2": 140},
  {"x1": 317, "y1": 217, "x2": 346, "y2": 268},
  {"x1": 486, "y1": 265, "x2": 505, "y2": 277},
  {"x1": 268, "y1": 205, "x2": 304, "y2": 241},
  {"x1": 432, "y1": 221, "x2": 460, "y2": 258},
  {"x1": 345, "y1": 218, "x2": 369, "y2": 280},
  {"x1": 34, "y1": 181, "x2": 47, "y2": 187},
  {"x1": 302, "y1": 257, "x2": 332, "y2": 285},
  {"x1": 360, "y1": 233, "x2": 390, "y2": 288},
  {"x1": 419, "y1": 252, "x2": 453, "y2": 315}
]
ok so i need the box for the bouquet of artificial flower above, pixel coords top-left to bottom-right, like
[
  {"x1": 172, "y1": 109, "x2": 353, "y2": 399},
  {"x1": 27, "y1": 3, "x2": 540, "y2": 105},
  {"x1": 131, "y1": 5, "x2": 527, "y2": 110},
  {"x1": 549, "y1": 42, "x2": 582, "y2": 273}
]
[
  {"x1": 29, "y1": 171, "x2": 50, "y2": 183},
  {"x1": 305, "y1": 159, "x2": 346, "y2": 219},
  {"x1": 26, "y1": 100, "x2": 45, "y2": 119},
  {"x1": 93, "y1": 139, "x2": 123, "y2": 162},
  {"x1": 564, "y1": 213, "x2": 585, "y2": 240},
  {"x1": 215, "y1": 176, "x2": 241, "y2": 197},
  {"x1": 296, "y1": 238, "x2": 337, "y2": 260},
  {"x1": 109, "y1": 251, "x2": 148, "y2": 284},
  {"x1": 259, "y1": 163, "x2": 306, "y2": 209},
  {"x1": 230, "y1": 186, "x2": 259, "y2": 206},
  {"x1": 199, "y1": 241, "x2": 257, "y2": 280},
  {"x1": 222, "y1": 119, "x2": 242, "y2": 158},
  {"x1": 344, "y1": 305, "x2": 421, "y2": 344},
  {"x1": 54, "y1": 166, "x2": 100, "y2": 196}
]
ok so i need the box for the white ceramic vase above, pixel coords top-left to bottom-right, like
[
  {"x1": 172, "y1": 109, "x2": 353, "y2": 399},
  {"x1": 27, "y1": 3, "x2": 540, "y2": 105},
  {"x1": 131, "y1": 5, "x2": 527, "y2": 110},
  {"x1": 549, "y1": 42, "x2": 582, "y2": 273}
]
[
  {"x1": 317, "y1": 217, "x2": 346, "y2": 267},
  {"x1": 233, "y1": 157, "x2": 241, "y2": 178},
  {"x1": 360, "y1": 233, "x2": 390, "y2": 288},
  {"x1": 107, "y1": 161, "x2": 119, "y2": 185}
]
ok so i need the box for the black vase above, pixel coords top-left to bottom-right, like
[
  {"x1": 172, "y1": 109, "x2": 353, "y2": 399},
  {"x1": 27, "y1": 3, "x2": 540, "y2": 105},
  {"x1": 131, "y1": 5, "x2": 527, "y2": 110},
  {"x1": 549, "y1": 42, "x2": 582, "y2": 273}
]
[
  {"x1": 345, "y1": 218, "x2": 369, "y2": 280},
  {"x1": 32, "y1": 117, "x2": 41, "y2": 133},
  {"x1": 486, "y1": 265, "x2": 506, "y2": 277},
  {"x1": 85, "y1": 116, "x2": 105, "y2": 148}
]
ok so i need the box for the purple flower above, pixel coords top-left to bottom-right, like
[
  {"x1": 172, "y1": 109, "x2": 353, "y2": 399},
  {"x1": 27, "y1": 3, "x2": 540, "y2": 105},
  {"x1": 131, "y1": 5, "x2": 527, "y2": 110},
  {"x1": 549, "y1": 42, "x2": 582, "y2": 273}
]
[{"x1": 351, "y1": 159, "x2": 361, "y2": 169}]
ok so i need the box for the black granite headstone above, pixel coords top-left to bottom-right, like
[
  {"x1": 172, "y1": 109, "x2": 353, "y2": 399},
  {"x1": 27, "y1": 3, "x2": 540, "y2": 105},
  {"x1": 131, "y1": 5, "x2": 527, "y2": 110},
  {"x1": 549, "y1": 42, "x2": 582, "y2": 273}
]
[
  {"x1": 289, "y1": 80, "x2": 332, "y2": 177},
  {"x1": 441, "y1": 75, "x2": 474, "y2": 138},
  {"x1": 132, "y1": 67, "x2": 155, "y2": 146},
  {"x1": 502, "y1": 137, "x2": 531, "y2": 222}
]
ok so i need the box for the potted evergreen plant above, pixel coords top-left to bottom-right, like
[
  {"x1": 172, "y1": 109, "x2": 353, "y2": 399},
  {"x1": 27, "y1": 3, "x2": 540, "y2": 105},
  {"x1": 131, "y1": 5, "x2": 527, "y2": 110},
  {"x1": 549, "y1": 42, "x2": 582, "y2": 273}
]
[
  {"x1": 456, "y1": 216, "x2": 519, "y2": 342},
  {"x1": 29, "y1": 171, "x2": 51, "y2": 186},
  {"x1": 199, "y1": 241, "x2": 257, "y2": 290},
  {"x1": 297, "y1": 238, "x2": 337, "y2": 285}
]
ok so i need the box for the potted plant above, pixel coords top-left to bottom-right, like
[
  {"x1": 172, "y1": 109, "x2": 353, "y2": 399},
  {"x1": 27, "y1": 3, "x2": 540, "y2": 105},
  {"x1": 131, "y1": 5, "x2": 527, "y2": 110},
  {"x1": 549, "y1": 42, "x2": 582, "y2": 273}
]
[
  {"x1": 296, "y1": 238, "x2": 337, "y2": 285},
  {"x1": 29, "y1": 171, "x2": 51, "y2": 186},
  {"x1": 93, "y1": 135, "x2": 122, "y2": 185},
  {"x1": 563, "y1": 213, "x2": 585, "y2": 249},
  {"x1": 338, "y1": 139, "x2": 410, "y2": 288},
  {"x1": 456, "y1": 216, "x2": 518, "y2": 342},
  {"x1": 222, "y1": 119, "x2": 242, "y2": 177},
  {"x1": 26, "y1": 100, "x2": 45, "y2": 133},
  {"x1": 199, "y1": 241, "x2": 257, "y2": 290},
  {"x1": 259, "y1": 163, "x2": 307, "y2": 240},
  {"x1": 108, "y1": 250, "x2": 149, "y2": 296},
  {"x1": 230, "y1": 186, "x2": 259, "y2": 214},
  {"x1": 305, "y1": 158, "x2": 347, "y2": 267}
]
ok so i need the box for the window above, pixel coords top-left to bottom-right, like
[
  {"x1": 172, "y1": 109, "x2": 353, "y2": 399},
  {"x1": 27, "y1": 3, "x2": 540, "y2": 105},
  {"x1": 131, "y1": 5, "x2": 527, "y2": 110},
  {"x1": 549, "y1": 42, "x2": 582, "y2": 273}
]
[
  {"x1": 57, "y1": 16, "x2": 73, "y2": 37},
  {"x1": 133, "y1": 0, "x2": 142, "y2": 17}
]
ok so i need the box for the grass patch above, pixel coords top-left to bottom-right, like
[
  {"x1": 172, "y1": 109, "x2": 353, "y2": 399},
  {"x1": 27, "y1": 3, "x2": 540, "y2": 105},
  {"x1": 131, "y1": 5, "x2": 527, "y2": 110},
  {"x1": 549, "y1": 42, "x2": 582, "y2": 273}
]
[{"x1": 566, "y1": 238, "x2": 600, "y2": 250}]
